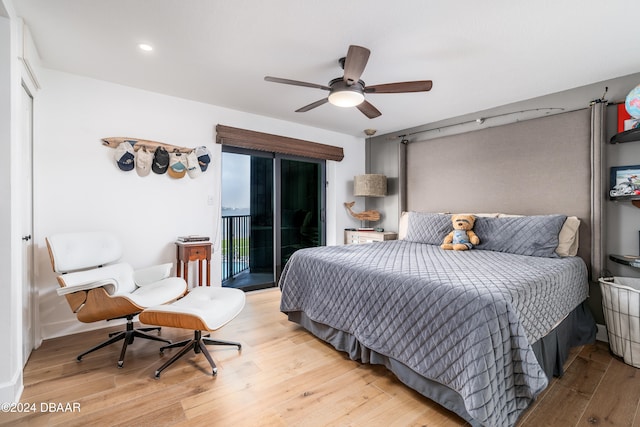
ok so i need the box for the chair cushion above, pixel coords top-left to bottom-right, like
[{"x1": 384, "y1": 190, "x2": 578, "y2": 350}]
[
  {"x1": 47, "y1": 232, "x2": 122, "y2": 272},
  {"x1": 126, "y1": 277, "x2": 187, "y2": 307},
  {"x1": 57, "y1": 262, "x2": 135, "y2": 295},
  {"x1": 142, "y1": 287, "x2": 245, "y2": 331},
  {"x1": 134, "y1": 263, "x2": 173, "y2": 286}
]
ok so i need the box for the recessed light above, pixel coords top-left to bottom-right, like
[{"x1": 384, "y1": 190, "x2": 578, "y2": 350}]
[{"x1": 138, "y1": 43, "x2": 153, "y2": 52}]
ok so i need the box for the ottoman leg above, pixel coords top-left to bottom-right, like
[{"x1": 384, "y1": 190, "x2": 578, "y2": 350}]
[
  {"x1": 198, "y1": 340, "x2": 218, "y2": 376},
  {"x1": 159, "y1": 338, "x2": 192, "y2": 353},
  {"x1": 202, "y1": 338, "x2": 242, "y2": 350},
  {"x1": 154, "y1": 338, "x2": 198, "y2": 378},
  {"x1": 154, "y1": 331, "x2": 242, "y2": 378}
]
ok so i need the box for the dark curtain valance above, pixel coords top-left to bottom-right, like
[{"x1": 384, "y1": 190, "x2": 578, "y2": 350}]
[{"x1": 215, "y1": 124, "x2": 344, "y2": 161}]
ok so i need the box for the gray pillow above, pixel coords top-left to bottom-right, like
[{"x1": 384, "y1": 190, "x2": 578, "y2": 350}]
[
  {"x1": 474, "y1": 215, "x2": 567, "y2": 258},
  {"x1": 404, "y1": 212, "x2": 452, "y2": 245}
]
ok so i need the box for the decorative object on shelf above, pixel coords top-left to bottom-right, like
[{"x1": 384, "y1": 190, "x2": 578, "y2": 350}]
[
  {"x1": 617, "y1": 104, "x2": 631, "y2": 132},
  {"x1": 609, "y1": 164, "x2": 640, "y2": 199},
  {"x1": 345, "y1": 174, "x2": 387, "y2": 225},
  {"x1": 625, "y1": 83, "x2": 640, "y2": 119},
  {"x1": 135, "y1": 147, "x2": 153, "y2": 177},
  {"x1": 103, "y1": 137, "x2": 211, "y2": 178},
  {"x1": 114, "y1": 141, "x2": 135, "y2": 171},
  {"x1": 177, "y1": 235, "x2": 210, "y2": 243},
  {"x1": 152, "y1": 147, "x2": 169, "y2": 174},
  {"x1": 186, "y1": 151, "x2": 202, "y2": 178},
  {"x1": 195, "y1": 146, "x2": 212, "y2": 171},
  {"x1": 344, "y1": 201, "x2": 380, "y2": 222},
  {"x1": 168, "y1": 151, "x2": 187, "y2": 179}
]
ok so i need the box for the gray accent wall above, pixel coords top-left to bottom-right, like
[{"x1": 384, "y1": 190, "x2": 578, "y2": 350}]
[
  {"x1": 605, "y1": 105, "x2": 640, "y2": 279},
  {"x1": 364, "y1": 137, "x2": 403, "y2": 232}
]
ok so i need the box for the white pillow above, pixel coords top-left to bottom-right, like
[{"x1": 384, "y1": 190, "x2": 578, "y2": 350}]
[
  {"x1": 557, "y1": 216, "x2": 580, "y2": 257},
  {"x1": 398, "y1": 211, "x2": 409, "y2": 239}
]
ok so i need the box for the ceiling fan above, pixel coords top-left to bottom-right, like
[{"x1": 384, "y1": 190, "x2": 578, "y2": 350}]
[{"x1": 264, "y1": 45, "x2": 433, "y2": 119}]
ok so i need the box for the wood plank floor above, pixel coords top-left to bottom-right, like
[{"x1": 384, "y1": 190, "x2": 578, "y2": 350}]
[{"x1": 4, "y1": 288, "x2": 640, "y2": 426}]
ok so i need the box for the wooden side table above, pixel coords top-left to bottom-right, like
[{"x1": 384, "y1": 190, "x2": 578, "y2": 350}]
[{"x1": 175, "y1": 242, "x2": 212, "y2": 286}]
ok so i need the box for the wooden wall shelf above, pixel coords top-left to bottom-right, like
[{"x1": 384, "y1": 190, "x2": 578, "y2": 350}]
[
  {"x1": 102, "y1": 137, "x2": 192, "y2": 153},
  {"x1": 610, "y1": 254, "x2": 640, "y2": 268},
  {"x1": 610, "y1": 127, "x2": 640, "y2": 144}
]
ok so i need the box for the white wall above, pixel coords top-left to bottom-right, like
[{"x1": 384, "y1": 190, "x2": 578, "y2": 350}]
[{"x1": 34, "y1": 68, "x2": 364, "y2": 339}]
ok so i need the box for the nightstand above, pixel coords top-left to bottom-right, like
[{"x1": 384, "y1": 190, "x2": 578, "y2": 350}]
[
  {"x1": 175, "y1": 241, "x2": 212, "y2": 286},
  {"x1": 344, "y1": 230, "x2": 397, "y2": 245}
]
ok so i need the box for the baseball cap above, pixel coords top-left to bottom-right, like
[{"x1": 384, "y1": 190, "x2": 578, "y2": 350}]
[
  {"x1": 152, "y1": 147, "x2": 169, "y2": 174},
  {"x1": 168, "y1": 151, "x2": 187, "y2": 179},
  {"x1": 186, "y1": 150, "x2": 202, "y2": 179},
  {"x1": 195, "y1": 146, "x2": 211, "y2": 171},
  {"x1": 135, "y1": 147, "x2": 153, "y2": 177},
  {"x1": 114, "y1": 142, "x2": 135, "y2": 171}
]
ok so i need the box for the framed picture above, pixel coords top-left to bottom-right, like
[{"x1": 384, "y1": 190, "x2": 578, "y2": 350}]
[{"x1": 610, "y1": 165, "x2": 640, "y2": 199}]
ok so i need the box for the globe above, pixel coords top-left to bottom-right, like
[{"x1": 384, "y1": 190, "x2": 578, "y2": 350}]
[{"x1": 625, "y1": 83, "x2": 640, "y2": 119}]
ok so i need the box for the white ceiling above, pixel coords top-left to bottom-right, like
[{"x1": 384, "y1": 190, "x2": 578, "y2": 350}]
[{"x1": 12, "y1": 0, "x2": 640, "y2": 137}]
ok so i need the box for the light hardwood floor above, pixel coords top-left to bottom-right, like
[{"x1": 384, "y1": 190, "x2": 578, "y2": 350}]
[{"x1": 5, "y1": 288, "x2": 640, "y2": 426}]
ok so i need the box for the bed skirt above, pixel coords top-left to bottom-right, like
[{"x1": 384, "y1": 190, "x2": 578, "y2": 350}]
[{"x1": 286, "y1": 301, "x2": 596, "y2": 426}]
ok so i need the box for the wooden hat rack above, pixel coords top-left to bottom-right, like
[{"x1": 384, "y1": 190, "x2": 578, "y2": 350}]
[{"x1": 102, "y1": 137, "x2": 192, "y2": 153}]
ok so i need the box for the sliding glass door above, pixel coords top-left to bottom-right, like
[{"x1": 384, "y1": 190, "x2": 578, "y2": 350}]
[
  {"x1": 221, "y1": 150, "x2": 274, "y2": 290},
  {"x1": 277, "y1": 157, "x2": 325, "y2": 279},
  {"x1": 221, "y1": 148, "x2": 325, "y2": 290}
]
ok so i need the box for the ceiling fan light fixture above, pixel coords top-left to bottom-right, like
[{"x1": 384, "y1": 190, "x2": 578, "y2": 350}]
[
  {"x1": 328, "y1": 89, "x2": 365, "y2": 107},
  {"x1": 264, "y1": 45, "x2": 431, "y2": 118}
]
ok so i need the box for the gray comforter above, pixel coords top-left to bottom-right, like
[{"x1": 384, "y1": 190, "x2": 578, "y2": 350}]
[{"x1": 279, "y1": 240, "x2": 589, "y2": 427}]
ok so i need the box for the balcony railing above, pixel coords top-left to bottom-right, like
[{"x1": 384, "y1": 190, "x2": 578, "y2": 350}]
[{"x1": 221, "y1": 215, "x2": 250, "y2": 281}]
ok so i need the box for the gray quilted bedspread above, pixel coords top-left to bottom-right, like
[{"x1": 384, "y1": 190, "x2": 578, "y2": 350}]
[{"x1": 279, "y1": 240, "x2": 589, "y2": 427}]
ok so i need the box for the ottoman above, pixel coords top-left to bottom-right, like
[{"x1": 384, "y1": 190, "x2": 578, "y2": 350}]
[{"x1": 139, "y1": 286, "x2": 245, "y2": 378}]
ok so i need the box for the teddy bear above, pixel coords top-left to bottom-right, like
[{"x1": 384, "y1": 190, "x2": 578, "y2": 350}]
[{"x1": 441, "y1": 214, "x2": 480, "y2": 251}]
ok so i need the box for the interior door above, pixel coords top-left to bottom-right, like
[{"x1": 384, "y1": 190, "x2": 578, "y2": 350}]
[{"x1": 21, "y1": 83, "x2": 35, "y2": 364}]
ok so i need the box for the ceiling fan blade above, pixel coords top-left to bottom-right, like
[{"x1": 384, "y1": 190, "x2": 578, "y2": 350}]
[
  {"x1": 296, "y1": 98, "x2": 329, "y2": 112},
  {"x1": 356, "y1": 100, "x2": 382, "y2": 119},
  {"x1": 343, "y1": 45, "x2": 370, "y2": 85},
  {"x1": 365, "y1": 80, "x2": 433, "y2": 94},
  {"x1": 264, "y1": 76, "x2": 330, "y2": 91}
]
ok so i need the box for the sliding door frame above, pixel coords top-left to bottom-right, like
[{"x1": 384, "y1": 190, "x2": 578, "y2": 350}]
[
  {"x1": 221, "y1": 146, "x2": 326, "y2": 286},
  {"x1": 275, "y1": 153, "x2": 326, "y2": 281}
]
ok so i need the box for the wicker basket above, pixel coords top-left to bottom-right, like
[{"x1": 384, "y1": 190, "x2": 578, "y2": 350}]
[{"x1": 599, "y1": 276, "x2": 640, "y2": 368}]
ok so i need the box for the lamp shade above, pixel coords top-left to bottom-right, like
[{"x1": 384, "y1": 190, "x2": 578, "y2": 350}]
[{"x1": 354, "y1": 174, "x2": 387, "y2": 197}]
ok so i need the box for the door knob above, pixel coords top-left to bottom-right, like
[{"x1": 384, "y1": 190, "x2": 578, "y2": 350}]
[{"x1": 22, "y1": 235, "x2": 31, "y2": 241}]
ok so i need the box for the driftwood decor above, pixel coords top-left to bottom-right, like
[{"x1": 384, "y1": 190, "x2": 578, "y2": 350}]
[
  {"x1": 102, "y1": 137, "x2": 192, "y2": 153},
  {"x1": 344, "y1": 201, "x2": 381, "y2": 222}
]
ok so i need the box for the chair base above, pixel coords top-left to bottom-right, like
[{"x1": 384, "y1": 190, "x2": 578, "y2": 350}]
[
  {"x1": 154, "y1": 330, "x2": 241, "y2": 378},
  {"x1": 77, "y1": 314, "x2": 171, "y2": 368}
]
